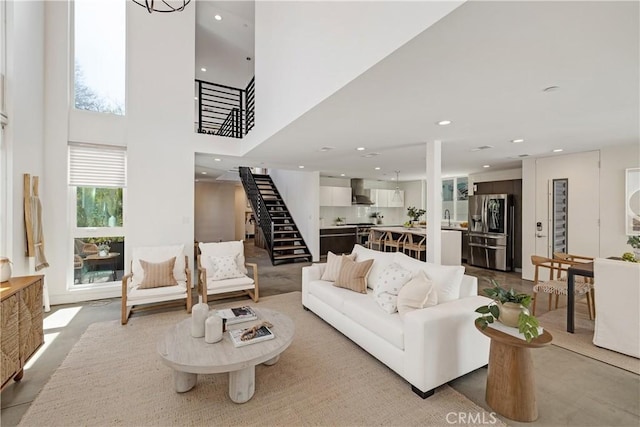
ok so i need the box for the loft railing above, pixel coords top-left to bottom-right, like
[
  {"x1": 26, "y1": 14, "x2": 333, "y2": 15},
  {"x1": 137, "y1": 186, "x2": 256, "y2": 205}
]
[
  {"x1": 239, "y1": 166, "x2": 274, "y2": 264},
  {"x1": 195, "y1": 77, "x2": 255, "y2": 139}
]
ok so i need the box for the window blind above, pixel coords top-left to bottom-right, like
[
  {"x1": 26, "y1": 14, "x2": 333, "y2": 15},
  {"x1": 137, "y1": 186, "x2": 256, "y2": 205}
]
[{"x1": 68, "y1": 143, "x2": 126, "y2": 188}]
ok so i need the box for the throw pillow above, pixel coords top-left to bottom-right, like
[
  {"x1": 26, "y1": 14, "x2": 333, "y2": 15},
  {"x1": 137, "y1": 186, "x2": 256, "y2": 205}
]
[
  {"x1": 321, "y1": 251, "x2": 356, "y2": 282},
  {"x1": 334, "y1": 257, "x2": 374, "y2": 294},
  {"x1": 397, "y1": 270, "x2": 438, "y2": 318},
  {"x1": 209, "y1": 255, "x2": 246, "y2": 281},
  {"x1": 392, "y1": 252, "x2": 464, "y2": 303},
  {"x1": 351, "y1": 244, "x2": 395, "y2": 291},
  {"x1": 199, "y1": 241, "x2": 248, "y2": 275},
  {"x1": 373, "y1": 262, "x2": 413, "y2": 314},
  {"x1": 139, "y1": 257, "x2": 178, "y2": 289}
]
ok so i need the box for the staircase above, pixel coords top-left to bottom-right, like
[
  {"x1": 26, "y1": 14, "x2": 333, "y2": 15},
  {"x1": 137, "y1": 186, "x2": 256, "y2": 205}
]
[{"x1": 239, "y1": 167, "x2": 312, "y2": 265}]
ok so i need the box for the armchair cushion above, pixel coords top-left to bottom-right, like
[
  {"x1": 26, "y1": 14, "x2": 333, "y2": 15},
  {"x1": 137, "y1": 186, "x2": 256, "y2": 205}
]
[
  {"x1": 199, "y1": 241, "x2": 248, "y2": 275},
  {"x1": 127, "y1": 283, "x2": 187, "y2": 302},
  {"x1": 206, "y1": 275, "x2": 254, "y2": 291},
  {"x1": 132, "y1": 245, "x2": 186, "y2": 286},
  {"x1": 209, "y1": 255, "x2": 246, "y2": 280},
  {"x1": 138, "y1": 257, "x2": 178, "y2": 289}
]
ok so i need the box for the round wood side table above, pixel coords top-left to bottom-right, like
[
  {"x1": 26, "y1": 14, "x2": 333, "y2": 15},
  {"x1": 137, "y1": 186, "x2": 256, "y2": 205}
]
[{"x1": 475, "y1": 320, "x2": 552, "y2": 422}]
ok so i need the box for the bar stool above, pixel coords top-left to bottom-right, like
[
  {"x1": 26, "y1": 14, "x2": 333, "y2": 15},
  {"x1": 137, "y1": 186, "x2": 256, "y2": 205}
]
[
  {"x1": 367, "y1": 229, "x2": 386, "y2": 251},
  {"x1": 402, "y1": 233, "x2": 426, "y2": 260},
  {"x1": 384, "y1": 231, "x2": 406, "y2": 252}
]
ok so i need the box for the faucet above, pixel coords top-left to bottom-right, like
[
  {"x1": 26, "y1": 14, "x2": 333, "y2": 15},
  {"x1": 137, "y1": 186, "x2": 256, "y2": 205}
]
[{"x1": 444, "y1": 209, "x2": 451, "y2": 227}]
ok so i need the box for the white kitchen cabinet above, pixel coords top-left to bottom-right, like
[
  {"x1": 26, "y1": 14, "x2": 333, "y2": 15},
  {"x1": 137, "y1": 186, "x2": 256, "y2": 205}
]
[
  {"x1": 371, "y1": 189, "x2": 404, "y2": 207},
  {"x1": 320, "y1": 186, "x2": 352, "y2": 206}
]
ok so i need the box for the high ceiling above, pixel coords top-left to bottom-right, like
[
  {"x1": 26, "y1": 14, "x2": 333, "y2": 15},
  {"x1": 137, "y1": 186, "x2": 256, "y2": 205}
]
[{"x1": 195, "y1": 1, "x2": 639, "y2": 183}]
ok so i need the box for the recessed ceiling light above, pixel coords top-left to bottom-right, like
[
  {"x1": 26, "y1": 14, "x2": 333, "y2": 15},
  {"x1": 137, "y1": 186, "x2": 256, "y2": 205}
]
[
  {"x1": 374, "y1": 167, "x2": 381, "y2": 170},
  {"x1": 194, "y1": 96, "x2": 198, "y2": 100},
  {"x1": 483, "y1": 165, "x2": 491, "y2": 168},
  {"x1": 298, "y1": 165, "x2": 305, "y2": 169},
  {"x1": 356, "y1": 147, "x2": 366, "y2": 151},
  {"x1": 201, "y1": 172, "x2": 207, "y2": 175},
  {"x1": 437, "y1": 120, "x2": 452, "y2": 126},
  {"x1": 340, "y1": 173, "x2": 345, "y2": 177},
  {"x1": 214, "y1": 14, "x2": 222, "y2": 21},
  {"x1": 553, "y1": 149, "x2": 563, "y2": 153},
  {"x1": 511, "y1": 139, "x2": 524, "y2": 143},
  {"x1": 201, "y1": 67, "x2": 207, "y2": 72},
  {"x1": 214, "y1": 158, "x2": 221, "y2": 162},
  {"x1": 319, "y1": 146, "x2": 334, "y2": 152}
]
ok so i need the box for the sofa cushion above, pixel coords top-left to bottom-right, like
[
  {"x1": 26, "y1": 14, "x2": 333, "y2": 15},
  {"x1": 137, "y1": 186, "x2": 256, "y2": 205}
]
[
  {"x1": 397, "y1": 270, "x2": 438, "y2": 318},
  {"x1": 351, "y1": 244, "x2": 396, "y2": 291},
  {"x1": 306, "y1": 279, "x2": 349, "y2": 313},
  {"x1": 341, "y1": 291, "x2": 405, "y2": 350},
  {"x1": 392, "y1": 252, "x2": 464, "y2": 303},
  {"x1": 199, "y1": 241, "x2": 248, "y2": 275},
  {"x1": 321, "y1": 251, "x2": 355, "y2": 282},
  {"x1": 335, "y1": 258, "x2": 374, "y2": 294},
  {"x1": 373, "y1": 262, "x2": 413, "y2": 313},
  {"x1": 138, "y1": 257, "x2": 178, "y2": 289},
  {"x1": 208, "y1": 255, "x2": 246, "y2": 280}
]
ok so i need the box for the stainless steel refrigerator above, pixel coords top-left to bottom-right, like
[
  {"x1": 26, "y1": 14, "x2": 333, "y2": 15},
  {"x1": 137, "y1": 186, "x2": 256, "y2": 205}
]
[{"x1": 468, "y1": 194, "x2": 514, "y2": 271}]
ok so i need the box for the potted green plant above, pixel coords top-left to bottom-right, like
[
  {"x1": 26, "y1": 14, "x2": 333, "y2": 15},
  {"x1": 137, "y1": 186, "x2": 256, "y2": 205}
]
[
  {"x1": 475, "y1": 279, "x2": 540, "y2": 342},
  {"x1": 406, "y1": 207, "x2": 426, "y2": 226}
]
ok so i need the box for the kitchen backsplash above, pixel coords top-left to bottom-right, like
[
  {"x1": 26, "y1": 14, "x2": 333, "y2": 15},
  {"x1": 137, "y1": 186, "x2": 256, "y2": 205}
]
[{"x1": 320, "y1": 206, "x2": 405, "y2": 226}]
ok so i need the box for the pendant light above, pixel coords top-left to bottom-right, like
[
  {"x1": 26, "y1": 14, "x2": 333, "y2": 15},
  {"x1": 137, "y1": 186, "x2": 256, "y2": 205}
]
[{"x1": 391, "y1": 170, "x2": 402, "y2": 203}]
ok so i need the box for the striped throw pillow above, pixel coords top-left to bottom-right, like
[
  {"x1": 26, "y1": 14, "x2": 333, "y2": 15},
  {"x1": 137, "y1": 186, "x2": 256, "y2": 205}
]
[
  {"x1": 139, "y1": 257, "x2": 178, "y2": 289},
  {"x1": 334, "y1": 257, "x2": 374, "y2": 294},
  {"x1": 321, "y1": 251, "x2": 356, "y2": 282}
]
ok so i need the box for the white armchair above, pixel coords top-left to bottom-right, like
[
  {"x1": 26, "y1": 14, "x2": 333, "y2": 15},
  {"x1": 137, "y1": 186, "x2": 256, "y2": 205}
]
[
  {"x1": 121, "y1": 244, "x2": 192, "y2": 325},
  {"x1": 593, "y1": 258, "x2": 640, "y2": 358},
  {"x1": 197, "y1": 240, "x2": 258, "y2": 305}
]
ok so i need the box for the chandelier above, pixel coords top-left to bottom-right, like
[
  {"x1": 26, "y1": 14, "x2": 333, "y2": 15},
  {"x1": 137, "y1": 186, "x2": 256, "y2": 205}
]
[
  {"x1": 132, "y1": 0, "x2": 191, "y2": 13},
  {"x1": 391, "y1": 170, "x2": 402, "y2": 202}
]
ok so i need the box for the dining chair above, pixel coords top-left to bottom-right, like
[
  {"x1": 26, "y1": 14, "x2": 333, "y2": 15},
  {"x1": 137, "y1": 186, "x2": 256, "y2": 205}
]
[
  {"x1": 367, "y1": 229, "x2": 386, "y2": 251},
  {"x1": 402, "y1": 233, "x2": 426, "y2": 260},
  {"x1": 553, "y1": 252, "x2": 596, "y2": 318},
  {"x1": 530, "y1": 255, "x2": 594, "y2": 319},
  {"x1": 383, "y1": 231, "x2": 406, "y2": 252}
]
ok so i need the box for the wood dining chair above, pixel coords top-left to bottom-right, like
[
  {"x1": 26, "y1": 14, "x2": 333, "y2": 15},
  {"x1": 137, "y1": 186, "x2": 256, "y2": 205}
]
[
  {"x1": 402, "y1": 233, "x2": 426, "y2": 260},
  {"x1": 383, "y1": 231, "x2": 406, "y2": 252},
  {"x1": 367, "y1": 229, "x2": 386, "y2": 251},
  {"x1": 530, "y1": 255, "x2": 594, "y2": 319},
  {"x1": 553, "y1": 252, "x2": 596, "y2": 318}
]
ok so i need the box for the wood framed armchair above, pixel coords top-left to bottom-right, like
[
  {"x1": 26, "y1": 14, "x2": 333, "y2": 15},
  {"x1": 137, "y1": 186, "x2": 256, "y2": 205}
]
[
  {"x1": 197, "y1": 240, "x2": 258, "y2": 305},
  {"x1": 121, "y1": 244, "x2": 192, "y2": 325}
]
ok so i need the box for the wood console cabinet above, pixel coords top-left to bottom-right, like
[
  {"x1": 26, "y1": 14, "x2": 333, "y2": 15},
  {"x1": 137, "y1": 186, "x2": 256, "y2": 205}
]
[{"x1": 1, "y1": 275, "x2": 44, "y2": 390}]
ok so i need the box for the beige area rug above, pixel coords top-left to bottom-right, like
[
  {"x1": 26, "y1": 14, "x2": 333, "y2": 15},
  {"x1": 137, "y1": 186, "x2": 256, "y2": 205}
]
[
  {"x1": 19, "y1": 292, "x2": 504, "y2": 427},
  {"x1": 536, "y1": 300, "x2": 639, "y2": 375}
]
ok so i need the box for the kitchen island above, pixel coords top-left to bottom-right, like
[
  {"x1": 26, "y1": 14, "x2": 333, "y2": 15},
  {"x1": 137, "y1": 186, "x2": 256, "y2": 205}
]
[{"x1": 371, "y1": 226, "x2": 462, "y2": 265}]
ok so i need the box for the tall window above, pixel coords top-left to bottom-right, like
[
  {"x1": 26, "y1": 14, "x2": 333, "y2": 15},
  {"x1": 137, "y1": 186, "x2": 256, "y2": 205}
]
[
  {"x1": 74, "y1": 0, "x2": 126, "y2": 115},
  {"x1": 442, "y1": 177, "x2": 469, "y2": 222},
  {"x1": 69, "y1": 143, "x2": 126, "y2": 286}
]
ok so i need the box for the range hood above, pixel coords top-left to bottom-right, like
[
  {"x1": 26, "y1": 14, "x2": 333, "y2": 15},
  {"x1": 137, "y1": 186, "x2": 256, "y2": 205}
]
[{"x1": 350, "y1": 179, "x2": 374, "y2": 205}]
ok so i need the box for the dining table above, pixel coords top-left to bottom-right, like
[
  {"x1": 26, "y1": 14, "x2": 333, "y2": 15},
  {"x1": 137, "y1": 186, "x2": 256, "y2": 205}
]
[{"x1": 566, "y1": 261, "x2": 594, "y2": 333}]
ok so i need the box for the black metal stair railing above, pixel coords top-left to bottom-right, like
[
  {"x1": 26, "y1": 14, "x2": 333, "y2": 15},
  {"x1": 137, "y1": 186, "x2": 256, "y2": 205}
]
[
  {"x1": 239, "y1": 166, "x2": 275, "y2": 264},
  {"x1": 196, "y1": 77, "x2": 255, "y2": 139}
]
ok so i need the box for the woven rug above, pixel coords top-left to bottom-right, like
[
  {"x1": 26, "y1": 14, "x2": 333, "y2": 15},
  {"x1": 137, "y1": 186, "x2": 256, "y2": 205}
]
[
  {"x1": 19, "y1": 292, "x2": 504, "y2": 427},
  {"x1": 536, "y1": 300, "x2": 639, "y2": 375}
]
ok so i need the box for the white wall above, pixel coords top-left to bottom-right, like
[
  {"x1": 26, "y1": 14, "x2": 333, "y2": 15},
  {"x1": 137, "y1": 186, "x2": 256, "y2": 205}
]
[
  {"x1": 270, "y1": 168, "x2": 320, "y2": 262},
  {"x1": 600, "y1": 142, "x2": 640, "y2": 257},
  {"x1": 245, "y1": 1, "x2": 464, "y2": 152},
  {"x1": 521, "y1": 144, "x2": 639, "y2": 280},
  {"x1": 5, "y1": 0, "x2": 45, "y2": 276}
]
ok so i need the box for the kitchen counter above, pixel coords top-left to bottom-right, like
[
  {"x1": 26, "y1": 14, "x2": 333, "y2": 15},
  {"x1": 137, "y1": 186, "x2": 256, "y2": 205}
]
[{"x1": 320, "y1": 225, "x2": 358, "y2": 229}]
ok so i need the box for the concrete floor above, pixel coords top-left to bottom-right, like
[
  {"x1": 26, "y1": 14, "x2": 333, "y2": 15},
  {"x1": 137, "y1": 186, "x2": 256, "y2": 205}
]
[{"x1": 2, "y1": 242, "x2": 639, "y2": 426}]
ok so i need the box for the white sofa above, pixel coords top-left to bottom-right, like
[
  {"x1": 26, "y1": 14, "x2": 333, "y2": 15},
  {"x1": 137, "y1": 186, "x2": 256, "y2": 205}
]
[
  {"x1": 302, "y1": 244, "x2": 491, "y2": 398},
  {"x1": 593, "y1": 258, "x2": 640, "y2": 358}
]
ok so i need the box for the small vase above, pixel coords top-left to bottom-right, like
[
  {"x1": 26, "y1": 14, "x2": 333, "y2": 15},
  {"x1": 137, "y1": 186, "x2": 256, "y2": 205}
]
[
  {"x1": 0, "y1": 257, "x2": 11, "y2": 283},
  {"x1": 191, "y1": 299, "x2": 209, "y2": 338},
  {"x1": 498, "y1": 302, "x2": 528, "y2": 328},
  {"x1": 205, "y1": 313, "x2": 223, "y2": 343}
]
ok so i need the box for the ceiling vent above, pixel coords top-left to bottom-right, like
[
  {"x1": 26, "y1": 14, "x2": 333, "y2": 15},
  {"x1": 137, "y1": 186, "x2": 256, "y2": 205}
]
[{"x1": 471, "y1": 145, "x2": 494, "y2": 152}]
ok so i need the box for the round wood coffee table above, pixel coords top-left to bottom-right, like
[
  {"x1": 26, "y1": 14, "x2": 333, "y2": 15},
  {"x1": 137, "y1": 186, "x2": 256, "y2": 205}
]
[
  {"x1": 475, "y1": 319, "x2": 552, "y2": 422},
  {"x1": 157, "y1": 307, "x2": 294, "y2": 403}
]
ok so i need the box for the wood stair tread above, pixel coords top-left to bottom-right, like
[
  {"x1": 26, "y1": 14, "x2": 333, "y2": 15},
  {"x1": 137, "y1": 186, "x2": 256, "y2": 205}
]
[
  {"x1": 273, "y1": 238, "x2": 302, "y2": 242},
  {"x1": 273, "y1": 245, "x2": 307, "y2": 251},
  {"x1": 273, "y1": 253, "x2": 312, "y2": 260}
]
